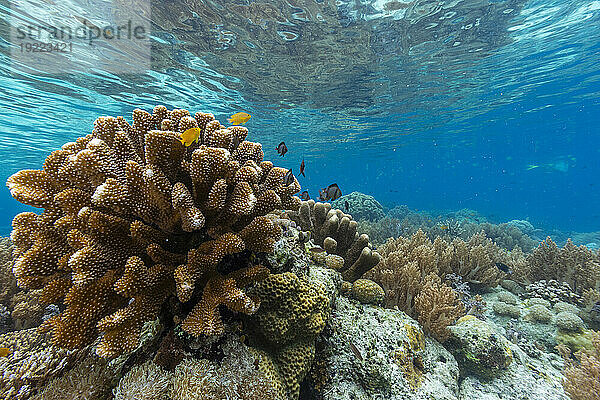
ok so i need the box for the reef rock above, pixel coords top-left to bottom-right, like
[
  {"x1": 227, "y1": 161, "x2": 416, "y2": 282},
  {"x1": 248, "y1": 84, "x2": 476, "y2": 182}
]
[
  {"x1": 331, "y1": 191, "x2": 385, "y2": 222},
  {"x1": 458, "y1": 343, "x2": 568, "y2": 400},
  {"x1": 317, "y1": 295, "x2": 460, "y2": 400},
  {"x1": 447, "y1": 316, "x2": 513, "y2": 380}
]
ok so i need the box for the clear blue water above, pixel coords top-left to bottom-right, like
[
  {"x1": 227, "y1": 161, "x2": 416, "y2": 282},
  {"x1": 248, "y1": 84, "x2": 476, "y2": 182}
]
[{"x1": 0, "y1": 0, "x2": 599, "y2": 235}]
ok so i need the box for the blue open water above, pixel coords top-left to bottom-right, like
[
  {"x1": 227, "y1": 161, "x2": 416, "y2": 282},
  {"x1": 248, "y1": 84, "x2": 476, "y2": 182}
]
[{"x1": 0, "y1": 0, "x2": 599, "y2": 235}]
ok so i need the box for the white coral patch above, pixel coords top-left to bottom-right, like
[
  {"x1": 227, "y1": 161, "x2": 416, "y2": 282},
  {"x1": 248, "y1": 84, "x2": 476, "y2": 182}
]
[{"x1": 91, "y1": 182, "x2": 107, "y2": 204}]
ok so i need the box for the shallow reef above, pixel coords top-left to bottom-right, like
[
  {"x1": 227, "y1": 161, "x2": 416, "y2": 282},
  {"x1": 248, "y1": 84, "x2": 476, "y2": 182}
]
[{"x1": 1, "y1": 106, "x2": 599, "y2": 400}]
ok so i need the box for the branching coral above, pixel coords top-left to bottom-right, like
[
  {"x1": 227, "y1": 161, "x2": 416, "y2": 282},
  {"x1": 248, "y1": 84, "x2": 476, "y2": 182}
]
[
  {"x1": 6, "y1": 106, "x2": 301, "y2": 358},
  {"x1": 414, "y1": 274, "x2": 465, "y2": 342},
  {"x1": 519, "y1": 238, "x2": 600, "y2": 293},
  {"x1": 284, "y1": 200, "x2": 381, "y2": 282},
  {"x1": 559, "y1": 330, "x2": 600, "y2": 400}
]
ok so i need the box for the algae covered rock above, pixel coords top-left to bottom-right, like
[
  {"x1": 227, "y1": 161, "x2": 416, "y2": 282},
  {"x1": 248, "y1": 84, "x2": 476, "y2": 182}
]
[
  {"x1": 331, "y1": 191, "x2": 385, "y2": 221},
  {"x1": 447, "y1": 315, "x2": 513, "y2": 380},
  {"x1": 317, "y1": 295, "x2": 459, "y2": 400}
]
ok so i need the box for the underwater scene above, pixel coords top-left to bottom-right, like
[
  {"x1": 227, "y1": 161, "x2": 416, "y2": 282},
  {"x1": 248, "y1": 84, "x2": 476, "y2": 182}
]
[{"x1": 1, "y1": 0, "x2": 600, "y2": 399}]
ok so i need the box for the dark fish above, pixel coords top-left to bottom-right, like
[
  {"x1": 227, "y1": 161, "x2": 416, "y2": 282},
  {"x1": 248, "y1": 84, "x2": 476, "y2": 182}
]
[
  {"x1": 319, "y1": 187, "x2": 328, "y2": 201},
  {"x1": 300, "y1": 190, "x2": 310, "y2": 201},
  {"x1": 232, "y1": 135, "x2": 240, "y2": 149},
  {"x1": 283, "y1": 169, "x2": 294, "y2": 186},
  {"x1": 495, "y1": 262, "x2": 512, "y2": 274},
  {"x1": 309, "y1": 247, "x2": 326, "y2": 253},
  {"x1": 326, "y1": 183, "x2": 342, "y2": 201},
  {"x1": 344, "y1": 200, "x2": 349, "y2": 211},
  {"x1": 349, "y1": 340, "x2": 363, "y2": 361},
  {"x1": 299, "y1": 159, "x2": 305, "y2": 177},
  {"x1": 276, "y1": 141, "x2": 288, "y2": 156}
]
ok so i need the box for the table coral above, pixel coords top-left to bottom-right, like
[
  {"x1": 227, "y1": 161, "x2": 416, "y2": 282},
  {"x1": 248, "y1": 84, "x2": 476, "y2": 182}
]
[
  {"x1": 284, "y1": 200, "x2": 381, "y2": 282},
  {"x1": 6, "y1": 106, "x2": 301, "y2": 358}
]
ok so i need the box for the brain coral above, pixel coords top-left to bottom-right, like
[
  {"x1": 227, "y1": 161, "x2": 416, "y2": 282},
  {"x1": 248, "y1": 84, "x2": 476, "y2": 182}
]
[
  {"x1": 246, "y1": 272, "x2": 330, "y2": 400},
  {"x1": 331, "y1": 191, "x2": 385, "y2": 221},
  {"x1": 6, "y1": 106, "x2": 301, "y2": 358}
]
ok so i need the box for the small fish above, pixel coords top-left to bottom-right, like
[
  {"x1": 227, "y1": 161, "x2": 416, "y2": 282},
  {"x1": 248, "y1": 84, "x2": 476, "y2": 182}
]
[
  {"x1": 300, "y1": 190, "x2": 310, "y2": 201},
  {"x1": 232, "y1": 135, "x2": 240, "y2": 148},
  {"x1": 309, "y1": 247, "x2": 326, "y2": 253},
  {"x1": 526, "y1": 164, "x2": 539, "y2": 171},
  {"x1": 299, "y1": 159, "x2": 305, "y2": 177},
  {"x1": 0, "y1": 347, "x2": 10, "y2": 357},
  {"x1": 276, "y1": 141, "x2": 288, "y2": 156},
  {"x1": 319, "y1": 187, "x2": 328, "y2": 201},
  {"x1": 349, "y1": 340, "x2": 363, "y2": 361},
  {"x1": 325, "y1": 183, "x2": 342, "y2": 201},
  {"x1": 344, "y1": 200, "x2": 349, "y2": 211},
  {"x1": 227, "y1": 112, "x2": 251, "y2": 125},
  {"x1": 283, "y1": 169, "x2": 294, "y2": 186},
  {"x1": 180, "y1": 127, "x2": 201, "y2": 147},
  {"x1": 495, "y1": 262, "x2": 512, "y2": 274},
  {"x1": 439, "y1": 224, "x2": 449, "y2": 230}
]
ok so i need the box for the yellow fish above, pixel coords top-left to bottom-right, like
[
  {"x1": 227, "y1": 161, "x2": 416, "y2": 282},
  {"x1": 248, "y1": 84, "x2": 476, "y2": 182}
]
[
  {"x1": 180, "y1": 127, "x2": 201, "y2": 147},
  {"x1": 439, "y1": 225, "x2": 448, "y2": 230},
  {"x1": 0, "y1": 347, "x2": 10, "y2": 357},
  {"x1": 228, "y1": 112, "x2": 251, "y2": 125}
]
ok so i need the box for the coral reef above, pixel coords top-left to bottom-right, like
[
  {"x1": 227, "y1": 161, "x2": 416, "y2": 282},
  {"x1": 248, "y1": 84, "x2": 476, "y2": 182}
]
[
  {"x1": 350, "y1": 278, "x2": 385, "y2": 305},
  {"x1": 521, "y1": 280, "x2": 585, "y2": 306},
  {"x1": 460, "y1": 222, "x2": 537, "y2": 252},
  {"x1": 357, "y1": 216, "x2": 404, "y2": 246},
  {"x1": 0, "y1": 329, "x2": 81, "y2": 399},
  {"x1": 0, "y1": 237, "x2": 17, "y2": 305},
  {"x1": 284, "y1": 200, "x2": 381, "y2": 282},
  {"x1": 6, "y1": 106, "x2": 301, "y2": 358},
  {"x1": 245, "y1": 272, "x2": 330, "y2": 400},
  {"x1": 114, "y1": 335, "x2": 282, "y2": 400},
  {"x1": 319, "y1": 294, "x2": 460, "y2": 400},
  {"x1": 330, "y1": 191, "x2": 385, "y2": 221},
  {"x1": 364, "y1": 229, "x2": 517, "y2": 341},
  {"x1": 414, "y1": 274, "x2": 465, "y2": 342},
  {"x1": 518, "y1": 238, "x2": 600, "y2": 293},
  {"x1": 447, "y1": 315, "x2": 513, "y2": 380},
  {"x1": 31, "y1": 352, "x2": 114, "y2": 400},
  {"x1": 559, "y1": 330, "x2": 600, "y2": 400}
]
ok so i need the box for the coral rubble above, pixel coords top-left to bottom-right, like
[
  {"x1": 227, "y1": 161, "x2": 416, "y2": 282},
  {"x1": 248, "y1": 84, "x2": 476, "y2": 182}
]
[{"x1": 6, "y1": 106, "x2": 301, "y2": 357}]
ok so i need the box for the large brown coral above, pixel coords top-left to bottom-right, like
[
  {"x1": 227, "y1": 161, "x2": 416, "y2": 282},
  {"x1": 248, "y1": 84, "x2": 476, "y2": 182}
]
[
  {"x1": 6, "y1": 106, "x2": 301, "y2": 358},
  {"x1": 284, "y1": 200, "x2": 381, "y2": 282}
]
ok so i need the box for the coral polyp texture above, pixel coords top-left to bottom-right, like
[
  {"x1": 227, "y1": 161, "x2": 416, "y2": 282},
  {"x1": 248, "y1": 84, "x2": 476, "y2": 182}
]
[
  {"x1": 284, "y1": 200, "x2": 381, "y2": 282},
  {"x1": 6, "y1": 106, "x2": 301, "y2": 358}
]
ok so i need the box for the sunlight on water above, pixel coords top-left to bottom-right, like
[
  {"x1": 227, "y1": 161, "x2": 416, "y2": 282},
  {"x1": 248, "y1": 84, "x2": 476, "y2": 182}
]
[{"x1": 0, "y1": 0, "x2": 599, "y2": 233}]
